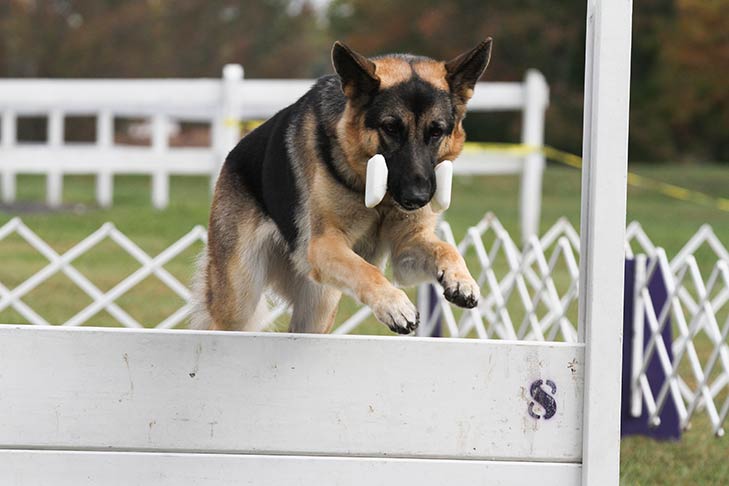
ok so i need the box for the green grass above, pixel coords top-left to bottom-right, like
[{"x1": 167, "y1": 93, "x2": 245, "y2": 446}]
[{"x1": 1, "y1": 163, "x2": 728, "y2": 483}]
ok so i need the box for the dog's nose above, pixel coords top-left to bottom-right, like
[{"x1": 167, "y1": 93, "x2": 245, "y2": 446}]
[{"x1": 400, "y1": 186, "x2": 431, "y2": 210}]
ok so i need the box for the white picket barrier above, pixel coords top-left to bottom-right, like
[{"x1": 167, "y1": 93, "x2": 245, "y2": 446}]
[
  {"x1": 0, "y1": 1, "x2": 630, "y2": 483},
  {"x1": 0, "y1": 66, "x2": 548, "y2": 240}
]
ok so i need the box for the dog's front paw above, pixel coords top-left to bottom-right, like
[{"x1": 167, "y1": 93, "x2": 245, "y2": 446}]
[
  {"x1": 438, "y1": 269, "x2": 480, "y2": 309},
  {"x1": 370, "y1": 288, "x2": 419, "y2": 335}
]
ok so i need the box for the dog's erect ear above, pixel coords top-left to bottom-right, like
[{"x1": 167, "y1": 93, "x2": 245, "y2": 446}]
[
  {"x1": 445, "y1": 38, "x2": 493, "y2": 102},
  {"x1": 332, "y1": 41, "x2": 380, "y2": 99}
]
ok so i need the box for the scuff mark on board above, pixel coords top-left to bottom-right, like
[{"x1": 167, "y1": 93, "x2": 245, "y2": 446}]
[
  {"x1": 190, "y1": 342, "x2": 203, "y2": 378},
  {"x1": 119, "y1": 352, "x2": 134, "y2": 402},
  {"x1": 148, "y1": 420, "x2": 156, "y2": 442},
  {"x1": 567, "y1": 358, "x2": 579, "y2": 383}
]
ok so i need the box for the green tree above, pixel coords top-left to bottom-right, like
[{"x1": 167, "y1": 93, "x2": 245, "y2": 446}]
[
  {"x1": 659, "y1": 0, "x2": 729, "y2": 162},
  {"x1": 0, "y1": 0, "x2": 325, "y2": 78}
]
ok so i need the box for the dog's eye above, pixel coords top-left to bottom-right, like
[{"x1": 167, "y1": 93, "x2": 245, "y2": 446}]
[
  {"x1": 429, "y1": 126, "x2": 444, "y2": 140},
  {"x1": 381, "y1": 120, "x2": 400, "y2": 136}
]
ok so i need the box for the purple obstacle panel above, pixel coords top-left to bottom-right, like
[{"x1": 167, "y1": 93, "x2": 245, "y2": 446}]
[{"x1": 621, "y1": 258, "x2": 681, "y2": 441}]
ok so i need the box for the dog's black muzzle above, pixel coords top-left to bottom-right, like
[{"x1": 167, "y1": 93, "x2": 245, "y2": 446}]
[
  {"x1": 385, "y1": 145, "x2": 438, "y2": 211},
  {"x1": 397, "y1": 180, "x2": 434, "y2": 210}
]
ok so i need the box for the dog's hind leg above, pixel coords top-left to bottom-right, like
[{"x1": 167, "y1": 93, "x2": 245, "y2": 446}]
[
  {"x1": 288, "y1": 280, "x2": 341, "y2": 333},
  {"x1": 206, "y1": 249, "x2": 269, "y2": 331},
  {"x1": 266, "y1": 250, "x2": 341, "y2": 333},
  {"x1": 203, "y1": 216, "x2": 278, "y2": 332}
]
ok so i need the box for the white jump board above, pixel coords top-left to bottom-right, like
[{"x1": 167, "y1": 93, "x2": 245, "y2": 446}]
[
  {"x1": 0, "y1": 326, "x2": 584, "y2": 482},
  {"x1": 0, "y1": 451, "x2": 581, "y2": 486}
]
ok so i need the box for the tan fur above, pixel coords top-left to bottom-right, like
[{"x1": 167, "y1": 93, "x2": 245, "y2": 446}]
[
  {"x1": 199, "y1": 178, "x2": 274, "y2": 331},
  {"x1": 373, "y1": 58, "x2": 412, "y2": 89},
  {"x1": 412, "y1": 60, "x2": 449, "y2": 90},
  {"x1": 300, "y1": 111, "x2": 321, "y2": 181},
  {"x1": 439, "y1": 121, "x2": 466, "y2": 161},
  {"x1": 335, "y1": 104, "x2": 378, "y2": 180}
]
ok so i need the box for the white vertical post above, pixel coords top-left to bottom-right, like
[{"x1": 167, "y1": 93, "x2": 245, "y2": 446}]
[
  {"x1": 46, "y1": 110, "x2": 64, "y2": 208},
  {"x1": 416, "y1": 284, "x2": 431, "y2": 337},
  {"x1": 519, "y1": 70, "x2": 548, "y2": 244},
  {"x1": 96, "y1": 110, "x2": 113, "y2": 208},
  {"x1": 212, "y1": 64, "x2": 243, "y2": 192},
  {"x1": 1, "y1": 111, "x2": 17, "y2": 203},
  {"x1": 578, "y1": 0, "x2": 633, "y2": 484},
  {"x1": 152, "y1": 114, "x2": 169, "y2": 210},
  {"x1": 631, "y1": 254, "x2": 646, "y2": 418}
]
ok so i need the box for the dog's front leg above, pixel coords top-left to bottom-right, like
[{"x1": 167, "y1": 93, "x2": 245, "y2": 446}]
[
  {"x1": 392, "y1": 233, "x2": 480, "y2": 309},
  {"x1": 308, "y1": 231, "x2": 419, "y2": 334}
]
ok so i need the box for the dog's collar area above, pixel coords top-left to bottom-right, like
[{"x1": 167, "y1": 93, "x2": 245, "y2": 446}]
[
  {"x1": 316, "y1": 124, "x2": 362, "y2": 195},
  {"x1": 364, "y1": 154, "x2": 452, "y2": 213}
]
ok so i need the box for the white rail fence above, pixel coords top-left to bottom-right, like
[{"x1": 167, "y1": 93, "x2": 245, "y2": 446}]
[
  {"x1": 0, "y1": 67, "x2": 548, "y2": 240},
  {"x1": 1, "y1": 213, "x2": 728, "y2": 439}
]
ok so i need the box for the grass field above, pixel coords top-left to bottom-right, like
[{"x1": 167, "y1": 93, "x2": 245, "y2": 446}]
[{"x1": 1, "y1": 162, "x2": 728, "y2": 484}]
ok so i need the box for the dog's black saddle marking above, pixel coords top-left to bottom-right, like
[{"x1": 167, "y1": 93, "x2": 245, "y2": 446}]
[{"x1": 225, "y1": 106, "x2": 301, "y2": 250}]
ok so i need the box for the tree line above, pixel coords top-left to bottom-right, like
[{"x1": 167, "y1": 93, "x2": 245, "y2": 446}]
[{"x1": 1, "y1": 0, "x2": 727, "y2": 162}]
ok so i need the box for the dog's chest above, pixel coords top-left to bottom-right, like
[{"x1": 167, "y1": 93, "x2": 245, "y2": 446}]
[{"x1": 351, "y1": 217, "x2": 389, "y2": 266}]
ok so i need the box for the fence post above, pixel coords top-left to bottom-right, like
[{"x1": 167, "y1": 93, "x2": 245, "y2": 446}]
[
  {"x1": 578, "y1": 0, "x2": 633, "y2": 483},
  {"x1": 1, "y1": 110, "x2": 17, "y2": 204},
  {"x1": 630, "y1": 254, "x2": 646, "y2": 418},
  {"x1": 47, "y1": 109, "x2": 64, "y2": 208},
  {"x1": 519, "y1": 70, "x2": 548, "y2": 245},
  {"x1": 96, "y1": 110, "x2": 113, "y2": 208},
  {"x1": 212, "y1": 64, "x2": 243, "y2": 192},
  {"x1": 151, "y1": 114, "x2": 170, "y2": 210}
]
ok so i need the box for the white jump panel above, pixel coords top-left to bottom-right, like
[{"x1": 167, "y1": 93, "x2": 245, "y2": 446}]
[
  {"x1": 0, "y1": 326, "x2": 584, "y2": 463},
  {"x1": 0, "y1": 451, "x2": 581, "y2": 486}
]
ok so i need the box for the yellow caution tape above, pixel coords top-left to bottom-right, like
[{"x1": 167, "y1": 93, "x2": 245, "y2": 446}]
[
  {"x1": 222, "y1": 121, "x2": 728, "y2": 213},
  {"x1": 464, "y1": 142, "x2": 729, "y2": 213},
  {"x1": 224, "y1": 118, "x2": 264, "y2": 131}
]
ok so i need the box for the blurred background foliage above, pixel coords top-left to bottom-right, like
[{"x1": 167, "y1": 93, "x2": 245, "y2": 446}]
[{"x1": 1, "y1": 0, "x2": 727, "y2": 162}]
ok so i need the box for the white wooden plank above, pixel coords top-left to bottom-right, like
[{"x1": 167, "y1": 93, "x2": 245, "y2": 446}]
[
  {"x1": 0, "y1": 450, "x2": 581, "y2": 486},
  {"x1": 578, "y1": 0, "x2": 633, "y2": 484},
  {"x1": 3, "y1": 147, "x2": 521, "y2": 177},
  {"x1": 45, "y1": 110, "x2": 64, "y2": 208},
  {"x1": 453, "y1": 152, "x2": 523, "y2": 175},
  {"x1": 0, "y1": 326, "x2": 584, "y2": 462},
  {"x1": 151, "y1": 114, "x2": 170, "y2": 209},
  {"x1": 0, "y1": 80, "x2": 222, "y2": 113},
  {"x1": 1, "y1": 147, "x2": 215, "y2": 174},
  {"x1": 467, "y1": 82, "x2": 527, "y2": 111},
  {"x1": 212, "y1": 64, "x2": 244, "y2": 187},
  {"x1": 95, "y1": 110, "x2": 114, "y2": 208},
  {"x1": 1, "y1": 110, "x2": 18, "y2": 203},
  {"x1": 519, "y1": 70, "x2": 549, "y2": 242},
  {"x1": 0, "y1": 170, "x2": 15, "y2": 204},
  {"x1": 0, "y1": 79, "x2": 527, "y2": 117}
]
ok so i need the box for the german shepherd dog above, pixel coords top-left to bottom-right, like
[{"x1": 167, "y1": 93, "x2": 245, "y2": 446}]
[{"x1": 191, "y1": 39, "x2": 492, "y2": 334}]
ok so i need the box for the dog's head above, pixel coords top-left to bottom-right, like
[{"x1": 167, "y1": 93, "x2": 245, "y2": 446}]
[{"x1": 332, "y1": 39, "x2": 492, "y2": 211}]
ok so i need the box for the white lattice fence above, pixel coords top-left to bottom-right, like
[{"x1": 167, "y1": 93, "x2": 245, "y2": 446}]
[
  {"x1": 626, "y1": 222, "x2": 729, "y2": 436},
  {"x1": 2, "y1": 213, "x2": 729, "y2": 437},
  {"x1": 412, "y1": 213, "x2": 581, "y2": 341},
  {"x1": 0, "y1": 217, "x2": 206, "y2": 329},
  {"x1": 0, "y1": 213, "x2": 583, "y2": 338}
]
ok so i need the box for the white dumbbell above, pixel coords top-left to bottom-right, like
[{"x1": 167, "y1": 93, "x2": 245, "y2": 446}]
[{"x1": 364, "y1": 154, "x2": 453, "y2": 213}]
